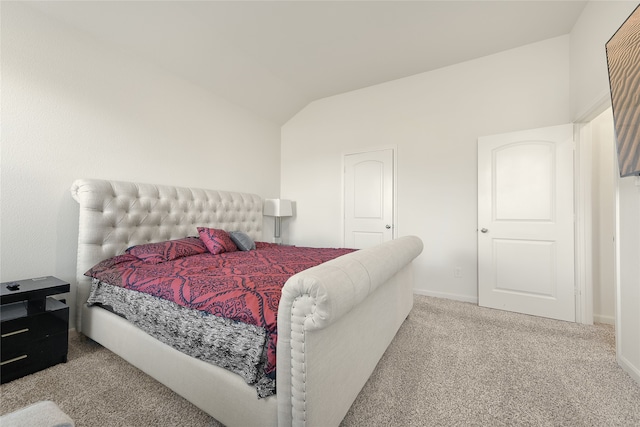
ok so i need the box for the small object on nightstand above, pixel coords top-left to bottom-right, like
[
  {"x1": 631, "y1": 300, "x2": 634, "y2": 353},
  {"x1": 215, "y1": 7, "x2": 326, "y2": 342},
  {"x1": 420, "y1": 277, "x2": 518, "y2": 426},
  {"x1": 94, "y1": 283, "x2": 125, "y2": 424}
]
[
  {"x1": 0, "y1": 276, "x2": 70, "y2": 384},
  {"x1": 6, "y1": 282, "x2": 20, "y2": 291}
]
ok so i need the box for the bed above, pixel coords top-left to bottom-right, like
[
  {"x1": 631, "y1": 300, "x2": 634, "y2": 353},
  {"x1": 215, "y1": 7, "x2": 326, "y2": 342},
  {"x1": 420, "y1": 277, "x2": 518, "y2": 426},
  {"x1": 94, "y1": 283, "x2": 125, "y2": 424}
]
[{"x1": 71, "y1": 178, "x2": 423, "y2": 427}]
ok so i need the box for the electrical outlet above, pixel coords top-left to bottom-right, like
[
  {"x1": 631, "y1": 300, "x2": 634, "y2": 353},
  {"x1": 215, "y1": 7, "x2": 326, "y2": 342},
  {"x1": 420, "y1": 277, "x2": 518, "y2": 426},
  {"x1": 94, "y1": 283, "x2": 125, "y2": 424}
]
[{"x1": 454, "y1": 267, "x2": 463, "y2": 278}]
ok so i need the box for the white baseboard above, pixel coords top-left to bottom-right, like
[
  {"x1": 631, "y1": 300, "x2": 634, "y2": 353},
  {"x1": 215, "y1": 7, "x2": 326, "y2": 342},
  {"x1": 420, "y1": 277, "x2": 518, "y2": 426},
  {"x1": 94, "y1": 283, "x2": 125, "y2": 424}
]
[
  {"x1": 411, "y1": 291, "x2": 616, "y2": 327},
  {"x1": 593, "y1": 314, "x2": 615, "y2": 325},
  {"x1": 413, "y1": 288, "x2": 478, "y2": 304},
  {"x1": 618, "y1": 354, "x2": 640, "y2": 387}
]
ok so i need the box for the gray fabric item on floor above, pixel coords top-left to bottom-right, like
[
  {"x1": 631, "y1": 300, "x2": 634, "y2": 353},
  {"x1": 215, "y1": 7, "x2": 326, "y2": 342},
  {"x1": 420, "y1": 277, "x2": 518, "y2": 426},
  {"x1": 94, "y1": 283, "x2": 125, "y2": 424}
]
[{"x1": 0, "y1": 400, "x2": 74, "y2": 427}]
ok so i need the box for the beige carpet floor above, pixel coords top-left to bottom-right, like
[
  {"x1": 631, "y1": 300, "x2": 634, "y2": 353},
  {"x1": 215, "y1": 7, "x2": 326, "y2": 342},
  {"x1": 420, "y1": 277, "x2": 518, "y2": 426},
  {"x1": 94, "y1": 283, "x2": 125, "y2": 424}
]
[{"x1": 1, "y1": 295, "x2": 639, "y2": 426}]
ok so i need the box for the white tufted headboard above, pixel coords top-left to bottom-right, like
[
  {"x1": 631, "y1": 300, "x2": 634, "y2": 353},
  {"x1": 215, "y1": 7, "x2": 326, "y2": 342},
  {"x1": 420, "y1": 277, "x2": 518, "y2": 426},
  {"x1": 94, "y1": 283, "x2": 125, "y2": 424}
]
[{"x1": 71, "y1": 178, "x2": 263, "y2": 330}]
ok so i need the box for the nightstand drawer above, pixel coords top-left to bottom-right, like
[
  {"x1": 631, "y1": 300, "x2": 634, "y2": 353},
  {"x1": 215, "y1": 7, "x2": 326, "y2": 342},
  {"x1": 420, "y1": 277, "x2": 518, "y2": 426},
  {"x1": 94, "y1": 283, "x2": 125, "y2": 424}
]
[
  {"x1": 2, "y1": 327, "x2": 69, "y2": 361},
  {"x1": 0, "y1": 332, "x2": 68, "y2": 383},
  {"x1": 1, "y1": 300, "x2": 68, "y2": 355}
]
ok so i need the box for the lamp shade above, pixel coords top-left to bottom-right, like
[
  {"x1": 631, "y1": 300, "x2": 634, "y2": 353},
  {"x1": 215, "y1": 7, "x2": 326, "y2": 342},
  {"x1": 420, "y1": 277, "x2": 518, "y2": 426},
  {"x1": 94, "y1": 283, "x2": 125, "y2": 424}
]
[{"x1": 263, "y1": 199, "x2": 293, "y2": 217}]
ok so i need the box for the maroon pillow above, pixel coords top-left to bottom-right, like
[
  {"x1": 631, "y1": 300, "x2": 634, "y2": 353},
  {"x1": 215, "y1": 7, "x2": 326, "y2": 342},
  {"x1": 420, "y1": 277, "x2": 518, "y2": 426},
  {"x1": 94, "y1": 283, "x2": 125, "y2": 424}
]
[
  {"x1": 197, "y1": 227, "x2": 238, "y2": 255},
  {"x1": 126, "y1": 237, "x2": 208, "y2": 264}
]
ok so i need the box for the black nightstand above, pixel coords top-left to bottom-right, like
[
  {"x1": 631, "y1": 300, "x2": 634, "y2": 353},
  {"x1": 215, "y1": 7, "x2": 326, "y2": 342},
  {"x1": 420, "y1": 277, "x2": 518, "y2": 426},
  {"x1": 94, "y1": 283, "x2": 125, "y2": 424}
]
[{"x1": 1, "y1": 276, "x2": 70, "y2": 384}]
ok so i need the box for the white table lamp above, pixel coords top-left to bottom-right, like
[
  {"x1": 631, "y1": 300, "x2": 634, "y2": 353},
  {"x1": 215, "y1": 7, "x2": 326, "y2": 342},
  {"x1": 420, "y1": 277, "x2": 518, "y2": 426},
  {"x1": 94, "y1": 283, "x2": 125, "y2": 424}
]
[{"x1": 264, "y1": 199, "x2": 293, "y2": 242}]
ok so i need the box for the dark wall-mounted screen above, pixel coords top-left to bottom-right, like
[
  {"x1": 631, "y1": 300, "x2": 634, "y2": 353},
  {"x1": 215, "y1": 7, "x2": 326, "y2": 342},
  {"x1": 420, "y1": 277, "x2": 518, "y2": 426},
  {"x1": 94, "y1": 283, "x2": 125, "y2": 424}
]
[{"x1": 606, "y1": 4, "x2": 640, "y2": 177}]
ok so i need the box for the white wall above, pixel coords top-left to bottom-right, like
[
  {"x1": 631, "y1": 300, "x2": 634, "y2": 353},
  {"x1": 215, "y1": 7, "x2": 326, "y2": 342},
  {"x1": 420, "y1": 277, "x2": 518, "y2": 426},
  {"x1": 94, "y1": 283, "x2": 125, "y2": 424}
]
[
  {"x1": 616, "y1": 176, "x2": 640, "y2": 384},
  {"x1": 569, "y1": 1, "x2": 638, "y2": 119},
  {"x1": 282, "y1": 36, "x2": 571, "y2": 302},
  {"x1": 0, "y1": 3, "x2": 281, "y2": 326},
  {"x1": 570, "y1": 0, "x2": 640, "y2": 385}
]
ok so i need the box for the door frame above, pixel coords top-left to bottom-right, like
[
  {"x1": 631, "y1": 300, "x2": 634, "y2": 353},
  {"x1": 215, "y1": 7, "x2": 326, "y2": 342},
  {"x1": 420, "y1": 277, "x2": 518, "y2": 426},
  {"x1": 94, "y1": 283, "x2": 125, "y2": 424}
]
[
  {"x1": 574, "y1": 94, "x2": 613, "y2": 325},
  {"x1": 574, "y1": 121, "x2": 594, "y2": 324},
  {"x1": 342, "y1": 146, "x2": 398, "y2": 247}
]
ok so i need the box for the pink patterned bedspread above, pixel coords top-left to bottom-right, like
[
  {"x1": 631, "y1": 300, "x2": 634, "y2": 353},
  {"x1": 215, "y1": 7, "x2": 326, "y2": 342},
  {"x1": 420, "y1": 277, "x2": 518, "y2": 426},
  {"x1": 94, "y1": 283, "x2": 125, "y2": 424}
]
[{"x1": 85, "y1": 243, "x2": 355, "y2": 378}]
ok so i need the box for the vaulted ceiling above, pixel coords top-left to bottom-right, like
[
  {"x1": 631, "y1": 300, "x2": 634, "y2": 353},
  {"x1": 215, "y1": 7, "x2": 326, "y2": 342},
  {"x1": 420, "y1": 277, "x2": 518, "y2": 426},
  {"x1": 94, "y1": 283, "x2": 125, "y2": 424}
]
[{"x1": 27, "y1": 1, "x2": 588, "y2": 124}]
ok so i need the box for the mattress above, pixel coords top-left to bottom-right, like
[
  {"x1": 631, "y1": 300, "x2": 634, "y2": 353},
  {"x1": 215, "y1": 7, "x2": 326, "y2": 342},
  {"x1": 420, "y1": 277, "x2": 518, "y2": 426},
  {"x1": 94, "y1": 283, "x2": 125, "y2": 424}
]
[
  {"x1": 87, "y1": 278, "x2": 276, "y2": 396},
  {"x1": 84, "y1": 235, "x2": 355, "y2": 397}
]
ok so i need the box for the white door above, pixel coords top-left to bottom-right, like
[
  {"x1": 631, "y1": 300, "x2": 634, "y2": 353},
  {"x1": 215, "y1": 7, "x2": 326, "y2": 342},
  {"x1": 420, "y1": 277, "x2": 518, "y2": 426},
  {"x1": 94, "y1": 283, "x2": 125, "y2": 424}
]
[
  {"x1": 344, "y1": 149, "x2": 394, "y2": 249},
  {"x1": 478, "y1": 124, "x2": 575, "y2": 322}
]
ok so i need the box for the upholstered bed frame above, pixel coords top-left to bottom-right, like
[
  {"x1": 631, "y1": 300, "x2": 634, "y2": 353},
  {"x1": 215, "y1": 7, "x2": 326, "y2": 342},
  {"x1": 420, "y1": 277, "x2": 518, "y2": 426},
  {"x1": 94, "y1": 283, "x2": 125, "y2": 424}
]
[{"x1": 71, "y1": 178, "x2": 423, "y2": 427}]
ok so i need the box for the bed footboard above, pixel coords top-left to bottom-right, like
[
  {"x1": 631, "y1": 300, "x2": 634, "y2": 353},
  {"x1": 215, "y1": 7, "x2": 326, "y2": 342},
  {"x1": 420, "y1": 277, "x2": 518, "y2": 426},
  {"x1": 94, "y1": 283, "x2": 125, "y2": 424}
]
[{"x1": 276, "y1": 236, "x2": 423, "y2": 426}]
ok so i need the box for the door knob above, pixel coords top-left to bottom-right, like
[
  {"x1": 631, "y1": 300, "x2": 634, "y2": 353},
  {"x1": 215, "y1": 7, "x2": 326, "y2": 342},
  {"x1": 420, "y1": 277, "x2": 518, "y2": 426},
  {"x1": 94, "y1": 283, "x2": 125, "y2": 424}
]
[
  {"x1": 385, "y1": 225, "x2": 391, "y2": 229},
  {"x1": 480, "y1": 228, "x2": 488, "y2": 233}
]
